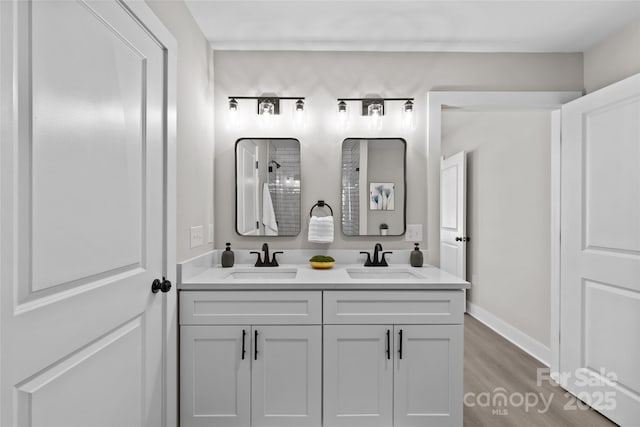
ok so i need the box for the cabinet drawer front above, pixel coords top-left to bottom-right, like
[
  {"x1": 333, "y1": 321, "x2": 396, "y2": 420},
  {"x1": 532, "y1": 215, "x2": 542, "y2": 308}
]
[
  {"x1": 323, "y1": 291, "x2": 464, "y2": 324},
  {"x1": 180, "y1": 291, "x2": 322, "y2": 325}
]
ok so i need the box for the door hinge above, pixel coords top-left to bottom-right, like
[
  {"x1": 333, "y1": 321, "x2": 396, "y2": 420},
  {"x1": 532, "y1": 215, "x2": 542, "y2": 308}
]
[
  {"x1": 256, "y1": 221, "x2": 259, "y2": 229},
  {"x1": 255, "y1": 161, "x2": 259, "y2": 169}
]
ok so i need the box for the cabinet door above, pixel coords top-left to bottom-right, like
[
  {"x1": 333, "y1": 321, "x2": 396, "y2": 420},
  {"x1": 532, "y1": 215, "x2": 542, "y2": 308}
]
[
  {"x1": 323, "y1": 325, "x2": 393, "y2": 427},
  {"x1": 394, "y1": 325, "x2": 463, "y2": 427},
  {"x1": 180, "y1": 326, "x2": 250, "y2": 427},
  {"x1": 251, "y1": 325, "x2": 322, "y2": 427}
]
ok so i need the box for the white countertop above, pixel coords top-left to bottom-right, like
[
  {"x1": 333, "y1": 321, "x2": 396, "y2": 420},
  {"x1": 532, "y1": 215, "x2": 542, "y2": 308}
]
[{"x1": 179, "y1": 263, "x2": 470, "y2": 291}]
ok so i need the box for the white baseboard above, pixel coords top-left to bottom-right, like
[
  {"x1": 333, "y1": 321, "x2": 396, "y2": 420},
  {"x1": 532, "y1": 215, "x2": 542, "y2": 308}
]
[{"x1": 466, "y1": 302, "x2": 551, "y2": 366}]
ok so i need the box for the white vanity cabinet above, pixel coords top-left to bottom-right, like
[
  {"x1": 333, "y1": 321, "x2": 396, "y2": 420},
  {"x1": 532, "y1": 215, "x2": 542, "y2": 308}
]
[
  {"x1": 179, "y1": 286, "x2": 465, "y2": 427},
  {"x1": 180, "y1": 325, "x2": 250, "y2": 427},
  {"x1": 180, "y1": 291, "x2": 323, "y2": 427},
  {"x1": 323, "y1": 291, "x2": 464, "y2": 427}
]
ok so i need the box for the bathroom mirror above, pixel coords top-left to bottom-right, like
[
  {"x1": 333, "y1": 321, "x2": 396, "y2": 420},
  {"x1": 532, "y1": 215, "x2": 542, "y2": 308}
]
[
  {"x1": 341, "y1": 138, "x2": 406, "y2": 236},
  {"x1": 235, "y1": 138, "x2": 301, "y2": 236}
]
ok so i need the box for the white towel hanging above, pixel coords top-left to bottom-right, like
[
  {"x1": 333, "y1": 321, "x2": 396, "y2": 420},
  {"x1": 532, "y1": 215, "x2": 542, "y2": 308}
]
[
  {"x1": 308, "y1": 215, "x2": 334, "y2": 243},
  {"x1": 262, "y1": 183, "x2": 278, "y2": 236}
]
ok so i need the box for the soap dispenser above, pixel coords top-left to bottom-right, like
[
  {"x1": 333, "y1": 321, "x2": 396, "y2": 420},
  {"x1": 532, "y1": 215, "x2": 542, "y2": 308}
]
[
  {"x1": 410, "y1": 243, "x2": 423, "y2": 267},
  {"x1": 221, "y1": 242, "x2": 235, "y2": 268}
]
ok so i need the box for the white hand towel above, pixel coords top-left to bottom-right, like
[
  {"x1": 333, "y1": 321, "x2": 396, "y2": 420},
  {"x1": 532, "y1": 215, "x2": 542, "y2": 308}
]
[
  {"x1": 308, "y1": 215, "x2": 334, "y2": 243},
  {"x1": 262, "y1": 183, "x2": 278, "y2": 236}
]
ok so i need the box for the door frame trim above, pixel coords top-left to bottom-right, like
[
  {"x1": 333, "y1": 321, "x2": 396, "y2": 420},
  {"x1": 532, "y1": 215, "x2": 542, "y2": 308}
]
[
  {"x1": 118, "y1": 2, "x2": 178, "y2": 426},
  {"x1": 426, "y1": 91, "x2": 581, "y2": 368}
]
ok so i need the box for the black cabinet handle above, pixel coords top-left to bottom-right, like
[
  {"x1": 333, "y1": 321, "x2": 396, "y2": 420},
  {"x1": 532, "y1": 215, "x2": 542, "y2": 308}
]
[
  {"x1": 254, "y1": 330, "x2": 259, "y2": 360},
  {"x1": 241, "y1": 329, "x2": 246, "y2": 360},
  {"x1": 398, "y1": 329, "x2": 403, "y2": 359},
  {"x1": 386, "y1": 329, "x2": 391, "y2": 360}
]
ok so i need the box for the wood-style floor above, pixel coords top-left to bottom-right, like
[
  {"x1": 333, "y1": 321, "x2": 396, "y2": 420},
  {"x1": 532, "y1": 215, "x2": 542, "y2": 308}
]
[{"x1": 464, "y1": 314, "x2": 617, "y2": 427}]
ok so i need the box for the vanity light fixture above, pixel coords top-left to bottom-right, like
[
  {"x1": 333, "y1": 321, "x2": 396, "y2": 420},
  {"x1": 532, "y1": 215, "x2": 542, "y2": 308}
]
[
  {"x1": 227, "y1": 96, "x2": 305, "y2": 115},
  {"x1": 337, "y1": 97, "x2": 415, "y2": 131},
  {"x1": 227, "y1": 95, "x2": 306, "y2": 129}
]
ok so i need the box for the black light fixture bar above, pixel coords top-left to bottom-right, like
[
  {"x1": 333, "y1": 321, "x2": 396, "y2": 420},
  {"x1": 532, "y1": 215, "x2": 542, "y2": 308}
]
[
  {"x1": 228, "y1": 96, "x2": 306, "y2": 115},
  {"x1": 337, "y1": 97, "x2": 415, "y2": 116},
  {"x1": 337, "y1": 97, "x2": 414, "y2": 102},
  {"x1": 228, "y1": 96, "x2": 305, "y2": 100}
]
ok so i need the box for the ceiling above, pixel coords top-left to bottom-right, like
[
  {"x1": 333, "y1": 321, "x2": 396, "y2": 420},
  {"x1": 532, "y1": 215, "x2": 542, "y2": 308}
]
[{"x1": 184, "y1": 0, "x2": 640, "y2": 52}]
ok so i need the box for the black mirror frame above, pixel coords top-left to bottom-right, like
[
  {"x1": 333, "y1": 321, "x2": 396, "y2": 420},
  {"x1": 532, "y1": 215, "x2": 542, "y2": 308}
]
[{"x1": 234, "y1": 137, "x2": 302, "y2": 237}]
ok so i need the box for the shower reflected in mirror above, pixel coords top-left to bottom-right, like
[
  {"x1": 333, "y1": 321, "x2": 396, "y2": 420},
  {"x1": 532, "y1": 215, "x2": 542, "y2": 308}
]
[{"x1": 235, "y1": 138, "x2": 301, "y2": 236}]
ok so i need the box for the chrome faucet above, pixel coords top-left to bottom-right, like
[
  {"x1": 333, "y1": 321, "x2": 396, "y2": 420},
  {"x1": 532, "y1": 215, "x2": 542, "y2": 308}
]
[
  {"x1": 250, "y1": 243, "x2": 283, "y2": 267},
  {"x1": 360, "y1": 243, "x2": 393, "y2": 267}
]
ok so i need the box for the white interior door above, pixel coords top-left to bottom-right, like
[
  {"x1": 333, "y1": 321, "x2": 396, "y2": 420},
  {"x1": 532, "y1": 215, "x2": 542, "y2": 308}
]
[
  {"x1": 251, "y1": 325, "x2": 322, "y2": 427},
  {"x1": 1, "y1": 1, "x2": 169, "y2": 426},
  {"x1": 440, "y1": 151, "x2": 467, "y2": 279},
  {"x1": 323, "y1": 325, "x2": 393, "y2": 427},
  {"x1": 560, "y1": 73, "x2": 640, "y2": 426},
  {"x1": 236, "y1": 140, "x2": 260, "y2": 235}
]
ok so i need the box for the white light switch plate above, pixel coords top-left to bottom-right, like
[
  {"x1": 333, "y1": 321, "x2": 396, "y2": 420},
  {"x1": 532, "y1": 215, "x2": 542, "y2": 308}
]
[
  {"x1": 190, "y1": 225, "x2": 204, "y2": 248},
  {"x1": 208, "y1": 224, "x2": 214, "y2": 244},
  {"x1": 405, "y1": 224, "x2": 423, "y2": 242}
]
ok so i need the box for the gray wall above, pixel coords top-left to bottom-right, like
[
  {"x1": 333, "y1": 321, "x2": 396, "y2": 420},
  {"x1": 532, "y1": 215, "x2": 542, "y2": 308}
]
[
  {"x1": 146, "y1": 0, "x2": 214, "y2": 262},
  {"x1": 214, "y1": 51, "x2": 583, "y2": 251},
  {"x1": 584, "y1": 19, "x2": 640, "y2": 93},
  {"x1": 442, "y1": 110, "x2": 551, "y2": 347}
]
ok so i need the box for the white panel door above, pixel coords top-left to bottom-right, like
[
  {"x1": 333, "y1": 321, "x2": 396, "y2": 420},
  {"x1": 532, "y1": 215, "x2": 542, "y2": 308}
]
[
  {"x1": 323, "y1": 325, "x2": 393, "y2": 427},
  {"x1": 236, "y1": 140, "x2": 259, "y2": 235},
  {"x1": 440, "y1": 151, "x2": 467, "y2": 279},
  {"x1": 252, "y1": 325, "x2": 322, "y2": 427},
  {"x1": 560, "y1": 73, "x2": 640, "y2": 426},
  {"x1": 394, "y1": 325, "x2": 463, "y2": 427},
  {"x1": 1, "y1": 1, "x2": 169, "y2": 426},
  {"x1": 180, "y1": 326, "x2": 250, "y2": 427}
]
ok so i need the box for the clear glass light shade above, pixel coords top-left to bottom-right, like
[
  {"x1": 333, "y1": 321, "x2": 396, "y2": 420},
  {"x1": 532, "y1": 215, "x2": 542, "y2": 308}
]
[
  {"x1": 258, "y1": 101, "x2": 275, "y2": 129},
  {"x1": 259, "y1": 101, "x2": 275, "y2": 116},
  {"x1": 402, "y1": 110, "x2": 415, "y2": 130},
  {"x1": 402, "y1": 100, "x2": 415, "y2": 130},
  {"x1": 227, "y1": 99, "x2": 239, "y2": 129},
  {"x1": 368, "y1": 103, "x2": 383, "y2": 131},
  {"x1": 293, "y1": 99, "x2": 306, "y2": 130},
  {"x1": 337, "y1": 101, "x2": 349, "y2": 131}
]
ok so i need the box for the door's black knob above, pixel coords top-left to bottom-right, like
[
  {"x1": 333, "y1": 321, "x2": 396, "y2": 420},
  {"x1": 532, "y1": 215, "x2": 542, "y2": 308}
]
[
  {"x1": 455, "y1": 237, "x2": 463, "y2": 241},
  {"x1": 455, "y1": 236, "x2": 470, "y2": 242},
  {"x1": 152, "y1": 277, "x2": 172, "y2": 293}
]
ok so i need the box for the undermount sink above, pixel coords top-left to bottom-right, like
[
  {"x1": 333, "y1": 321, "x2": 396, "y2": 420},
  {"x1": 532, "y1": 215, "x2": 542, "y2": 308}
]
[
  {"x1": 225, "y1": 269, "x2": 298, "y2": 280},
  {"x1": 346, "y1": 268, "x2": 424, "y2": 280}
]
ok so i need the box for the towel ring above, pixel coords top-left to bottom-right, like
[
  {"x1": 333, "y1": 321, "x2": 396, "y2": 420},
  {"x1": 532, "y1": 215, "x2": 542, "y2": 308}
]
[{"x1": 309, "y1": 200, "x2": 333, "y2": 218}]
